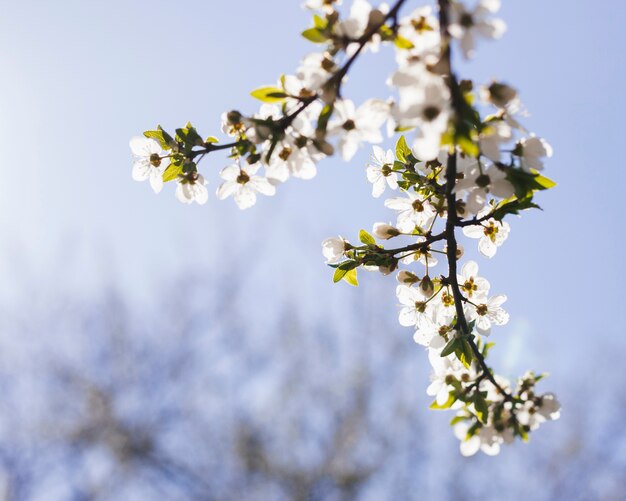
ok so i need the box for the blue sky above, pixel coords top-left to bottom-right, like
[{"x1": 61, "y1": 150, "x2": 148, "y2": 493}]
[{"x1": 0, "y1": 0, "x2": 625, "y2": 416}]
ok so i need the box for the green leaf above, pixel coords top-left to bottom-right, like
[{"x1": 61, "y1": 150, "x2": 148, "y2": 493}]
[
  {"x1": 313, "y1": 14, "x2": 327, "y2": 29},
  {"x1": 316, "y1": 103, "x2": 334, "y2": 133},
  {"x1": 440, "y1": 337, "x2": 459, "y2": 358},
  {"x1": 457, "y1": 136, "x2": 479, "y2": 157},
  {"x1": 250, "y1": 87, "x2": 288, "y2": 103},
  {"x1": 301, "y1": 28, "x2": 328, "y2": 43},
  {"x1": 450, "y1": 415, "x2": 467, "y2": 426},
  {"x1": 343, "y1": 268, "x2": 358, "y2": 287},
  {"x1": 359, "y1": 229, "x2": 376, "y2": 245},
  {"x1": 332, "y1": 260, "x2": 359, "y2": 284},
  {"x1": 474, "y1": 393, "x2": 489, "y2": 424},
  {"x1": 394, "y1": 36, "x2": 414, "y2": 49},
  {"x1": 395, "y1": 135, "x2": 412, "y2": 163},
  {"x1": 455, "y1": 338, "x2": 474, "y2": 369},
  {"x1": 205, "y1": 136, "x2": 219, "y2": 144},
  {"x1": 162, "y1": 163, "x2": 183, "y2": 183},
  {"x1": 534, "y1": 172, "x2": 556, "y2": 189},
  {"x1": 144, "y1": 126, "x2": 174, "y2": 150},
  {"x1": 506, "y1": 168, "x2": 556, "y2": 199},
  {"x1": 175, "y1": 122, "x2": 203, "y2": 150},
  {"x1": 430, "y1": 393, "x2": 456, "y2": 410}
]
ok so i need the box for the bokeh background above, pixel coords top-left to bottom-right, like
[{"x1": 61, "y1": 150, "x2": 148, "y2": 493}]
[{"x1": 0, "y1": 0, "x2": 625, "y2": 499}]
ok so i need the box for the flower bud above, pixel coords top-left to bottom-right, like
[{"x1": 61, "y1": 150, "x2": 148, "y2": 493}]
[
  {"x1": 397, "y1": 270, "x2": 419, "y2": 284},
  {"x1": 419, "y1": 275, "x2": 435, "y2": 298},
  {"x1": 226, "y1": 110, "x2": 243, "y2": 124},
  {"x1": 372, "y1": 222, "x2": 400, "y2": 240},
  {"x1": 378, "y1": 258, "x2": 398, "y2": 276},
  {"x1": 486, "y1": 82, "x2": 518, "y2": 108}
]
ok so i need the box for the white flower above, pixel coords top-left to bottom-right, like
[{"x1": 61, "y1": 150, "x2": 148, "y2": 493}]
[
  {"x1": 220, "y1": 111, "x2": 246, "y2": 137},
  {"x1": 304, "y1": 0, "x2": 341, "y2": 13},
  {"x1": 537, "y1": 393, "x2": 561, "y2": 421},
  {"x1": 396, "y1": 7, "x2": 440, "y2": 60},
  {"x1": 335, "y1": 0, "x2": 386, "y2": 54},
  {"x1": 297, "y1": 52, "x2": 337, "y2": 91},
  {"x1": 457, "y1": 260, "x2": 490, "y2": 300},
  {"x1": 129, "y1": 137, "x2": 168, "y2": 194},
  {"x1": 384, "y1": 191, "x2": 435, "y2": 233},
  {"x1": 281, "y1": 75, "x2": 317, "y2": 113},
  {"x1": 479, "y1": 119, "x2": 512, "y2": 162},
  {"x1": 449, "y1": 0, "x2": 507, "y2": 58},
  {"x1": 427, "y1": 350, "x2": 468, "y2": 406},
  {"x1": 396, "y1": 284, "x2": 431, "y2": 327},
  {"x1": 462, "y1": 209, "x2": 510, "y2": 258},
  {"x1": 217, "y1": 163, "x2": 276, "y2": 210},
  {"x1": 393, "y1": 74, "x2": 451, "y2": 161},
  {"x1": 175, "y1": 173, "x2": 208, "y2": 205},
  {"x1": 321, "y1": 236, "x2": 349, "y2": 264},
  {"x1": 517, "y1": 135, "x2": 553, "y2": 171},
  {"x1": 413, "y1": 308, "x2": 451, "y2": 349},
  {"x1": 455, "y1": 163, "x2": 515, "y2": 215},
  {"x1": 468, "y1": 294, "x2": 509, "y2": 335},
  {"x1": 366, "y1": 146, "x2": 398, "y2": 197},
  {"x1": 329, "y1": 99, "x2": 388, "y2": 161}
]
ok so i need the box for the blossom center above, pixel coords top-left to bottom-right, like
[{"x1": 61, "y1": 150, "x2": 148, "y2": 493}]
[
  {"x1": 236, "y1": 172, "x2": 250, "y2": 184},
  {"x1": 343, "y1": 119, "x2": 356, "y2": 131},
  {"x1": 279, "y1": 147, "x2": 293, "y2": 161},
  {"x1": 462, "y1": 278, "x2": 477, "y2": 296},
  {"x1": 476, "y1": 304, "x2": 488, "y2": 316},
  {"x1": 412, "y1": 199, "x2": 425, "y2": 212},
  {"x1": 442, "y1": 292, "x2": 454, "y2": 307},
  {"x1": 483, "y1": 222, "x2": 498, "y2": 241},
  {"x1": 460, "y1": 13, "x2": 474, "y2": 28},
  {"x1": 411, "y1": 16, "x2": 432, "y2": 33},
  {"x1": 149, "y1": 153, "x2": 162, "y2": 167},
  {"x1": 422, "y1": 105, "x2": 441, "y2": 122}
]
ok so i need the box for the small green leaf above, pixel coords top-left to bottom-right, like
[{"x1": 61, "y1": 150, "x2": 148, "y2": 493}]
[
  {"x1": 359, "y1": 229, "x2": 376, "y2": 245},
  {"x1": 316, "y1": 103, "x2": 334, "y2": 133},
  {"x1": 534, "y1": 172, "x2": 556, "y2": 189},
  {"x1": 430, "y1": 393, "x2": 456, "y2": 410},
  {"x1": 457, "y1": 136, "x2": 479, "y2": 157},
  {"x1": 474, "y1": 393, "x2": 489, "y2": 424},
  {"x1": 455, "y1": 338, "x2": 474, "y2": 369},
  {"x1": 250, "y1": 87, "x2": 288, "y2": 103},
  {"x1": 301, "y1": 28, "x2": 328, "y2": 43},
  {"x1": 144, "y1": 125, "x2": 174, "y2": 150},
  {"x1": 332, "y1": 260, "x2": 359, "y2": 284},
  {"x1": 205, "y1": 136, "x2": 219, "y2": 144},
  {"x1": 313, "y1": 14, "x2": 327, "y2": 29},
  {"x1": 440, "y1": 337, "x2": 459, "y2": 358},
  {"x1": 395, "y1": 135, "x2": 412, "y2": 163},
  {"x1": 162, "y1": 163, "x2": 183, "y2": 183},
  {"x1": 450, "y1": 415, "x2": 467, "y2": 426},
  {"x1": 394, "y1": 36, "x2": 414, "y2": 49},
  {"x1": 343, "y1": 268, "x2": 358, "y2": 287}
]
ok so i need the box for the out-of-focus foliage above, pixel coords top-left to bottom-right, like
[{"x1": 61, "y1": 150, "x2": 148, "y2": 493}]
[{"x1": 0, "y1": 272, "x2": 623, "y2": 500}]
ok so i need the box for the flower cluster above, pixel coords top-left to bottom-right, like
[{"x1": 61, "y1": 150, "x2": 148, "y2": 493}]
[{"x1": 132, "y1": 0, "x2": 559, "y2": 455}]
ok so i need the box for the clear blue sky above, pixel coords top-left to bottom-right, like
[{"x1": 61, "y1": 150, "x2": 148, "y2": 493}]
[{"x1": 0, "y1": 0, "x2": 624, "y2": 410}]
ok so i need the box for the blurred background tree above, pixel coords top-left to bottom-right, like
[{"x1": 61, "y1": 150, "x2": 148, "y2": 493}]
[{"x1": 0, "y1": 267, "x2": 623, "y2": 501}]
